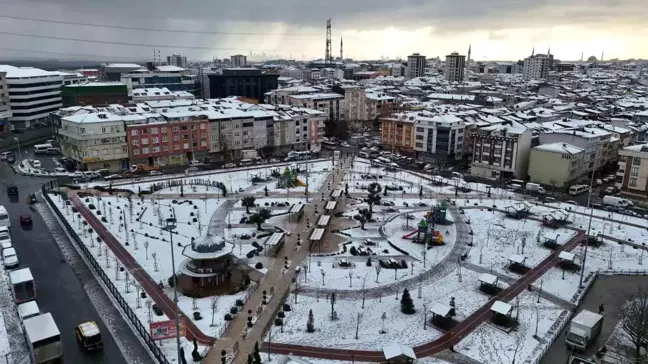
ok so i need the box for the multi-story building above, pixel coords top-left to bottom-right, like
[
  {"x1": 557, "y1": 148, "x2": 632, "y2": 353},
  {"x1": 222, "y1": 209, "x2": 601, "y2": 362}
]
[
  {"x1": 616, "y1": 143, "x2": 648, "y2": 200},
  {"x1": 0, "y1": 71, "x2": 11, "y2": 134},
  {"x1": 126, "y1": 111, "x2": 210, "y2": 165},
  {"x1": 77, "y1": 69, "x2": 100, "y2": 78},
  {"x1": 287, "y1": 93, "x2": 344, "y2": 127},
  {"x1": 56, "y1": 109, "x2": 130, "y2": 171},
  {"x1": 528, "y1": 142, "x2": 584, "y2": 188},
  {"x1": 230, "y1": 55, "x2": 247, "y2": 68},
  {"x1": 332, "y1": 85, "x2": 367, "y2": 127},
  {"x1": 406, "y1": 53, "x2": 426, "y2": 79},
  {"x1": 0, "y1": 65, "x2": 63, "y2": 129},
  {"x1": 444, "y1": 52, "x2": 466, "y2": 82},
  {"x1": 538, "y1": 127, "x2": 614, "y2": 173},
  {"x1": 121, "y1": 66, "x2": 200, "y2": 95},
  {"x1": 100, "y1": 63, "x2": 142, "y2": 82},
  {"x1": 366, "y1": 92, "x2": 395, "y2": 120},
  {"x1": 468, "y1": 121, "x2": 533, "y2": 180},
  {"x1": 167, "y1": 54, "x2": 188, "y2": 68},
  {"x1": 208, "y1": 68, "x2": 279, "y2": 102},
  {"x1": 61, "y1": 82, "x2": 129, "y2": 107},
  {"x1": 264, "y1": 86, "x2": 320, "y2": 105},
  {"x1": 131, "y1": 87, "x2": 195, "y2": 102},
  {"x1": 522, "y1": 54, "x2": 551, "y2": 81}
]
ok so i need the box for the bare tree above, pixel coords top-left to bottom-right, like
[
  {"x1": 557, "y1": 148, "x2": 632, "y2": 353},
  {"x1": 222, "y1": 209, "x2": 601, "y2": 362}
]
[
  {"x1": 375, "y1": 265, "x2": 382, "y2": 283},
  {"x1": 361, "y1": 276, "x2": 367, "y2": 309},
  {"x1": 348, "y1": 271, "x2": 354, "y2": 287},
  {"x1": 620, "y1": 290, "x2": 648, "y2": 361},
  {"x1": 355, "y1": 312, "x2": 364, "y2": 340}
]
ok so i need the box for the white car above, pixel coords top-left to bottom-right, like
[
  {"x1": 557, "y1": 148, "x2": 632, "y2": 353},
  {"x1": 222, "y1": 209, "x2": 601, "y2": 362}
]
[
  {"x1": 31, "y1": 160, "x2": 42, "y2": 169},
  {"x1": 1, "y1": 241, "x2": 12, "y2": 251},
  {"x1": 2, "y1": 247, "x2": 18, "y2": 269},
  {"x1": 0, "y1": 227, "x2": 11, "y2": 245},
  {"x1": 149, "y1": 170, "x2": 163, "y2": 176}
]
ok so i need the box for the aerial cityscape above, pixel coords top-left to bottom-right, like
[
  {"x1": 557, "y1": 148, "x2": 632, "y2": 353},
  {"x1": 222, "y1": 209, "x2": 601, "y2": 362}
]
[{"x1": 0, "y1": 3, "x2": 648, "y2": 364}]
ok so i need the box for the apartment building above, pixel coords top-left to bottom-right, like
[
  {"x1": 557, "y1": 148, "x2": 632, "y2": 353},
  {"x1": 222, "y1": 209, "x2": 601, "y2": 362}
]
[
  {"x1": 0, "y1": 65, "x2": 63, "y2": 129},
  {"x1": 616, "y1": 143, "x2": 648, "y2": 200},
  {"x1": 167, "y1": 54, "x2": 188, "y2": 68},
  {"x1": 406, "y1": 53, "x2": 426, "y2": 79},
  {"x1": 468, "y1": 121, "x2": 533, "y2": 180},
  {"x1": 528, "y1": 142, "x2": 584, "y2": 188},
  {"x1": 523, "y1": 54, "x2": 551, "y2": 81},
  {"x1": 538, "y1": 127, "x2": 616, "y2": 173},
  {"x1": 56, "y1": 109, "x2": 130, "y2": 171},
  {"x1": 231, "y1": 55, "x2": 247, "y2": 68},
  {"x1": 101, "y1": 63, "x2": 143, "y2": 82},
  {"x1": 121, "y1": 66, "x2": 200, "y2": 95},
  {"x1": 127, "y1": 111, "x2": 210, "y2": 165},
  {"x1": 366, "y1": 92, "x2": 395, "y2": 120},
  {"x1": 338, "y1": 85, "x2": 368, "y2": 127},
  {"x1": 0, "y1": 71, "x2": 10, "y2": 134},
  {"x1": 264, "y1": 86, "x2": 321, "y2": 105},
  {"x1": 287, "y1": 93, "x2": 344, "y2": 125},
  {"x1": 445, "y1": 52, "x2": 466, "y2": 82},
  {"x1": 131, "y1": 87, "x2": 196, "y2": 102}
]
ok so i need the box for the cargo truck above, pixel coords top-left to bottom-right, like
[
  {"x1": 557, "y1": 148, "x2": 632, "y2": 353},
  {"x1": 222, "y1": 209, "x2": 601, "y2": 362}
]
[
  {"x1": 566, "y1": 310, "x2": 604, "y2": 352},
  {"x1": 525, "y1": 183, "x2": 546, "y2": 195}
]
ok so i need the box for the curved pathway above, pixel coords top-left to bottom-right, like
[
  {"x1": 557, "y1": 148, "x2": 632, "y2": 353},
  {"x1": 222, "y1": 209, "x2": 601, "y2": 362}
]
[
  {"x1": 295, "y1": 205, "x2": 472, "y2": 300},
  {"x1": 69, "y1": 192, "x2": 216, "y2": 345}
]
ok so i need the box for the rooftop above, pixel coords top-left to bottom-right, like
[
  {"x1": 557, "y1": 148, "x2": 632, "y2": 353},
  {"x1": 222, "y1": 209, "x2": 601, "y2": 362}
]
[
  {"x1": 534, "y1": 142, "x2": 584, "y2": 155},
  {"x1": 0, "y1": 65, "x2": 62, "y2": 79}
]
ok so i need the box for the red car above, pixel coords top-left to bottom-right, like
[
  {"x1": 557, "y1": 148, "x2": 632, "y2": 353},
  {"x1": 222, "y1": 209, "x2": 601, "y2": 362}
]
[{"x1": 20, "y1": 215, "x2": 32, "y2": 225}]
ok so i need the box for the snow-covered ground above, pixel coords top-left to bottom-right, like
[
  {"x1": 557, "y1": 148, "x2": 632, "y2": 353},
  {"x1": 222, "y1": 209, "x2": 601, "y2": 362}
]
[
  {"x1": 273, "y1": 268, "x2": 501, "y2": 350},
  {"x1": 456, "y1": 291, "x2": 568, "y2": 364}
]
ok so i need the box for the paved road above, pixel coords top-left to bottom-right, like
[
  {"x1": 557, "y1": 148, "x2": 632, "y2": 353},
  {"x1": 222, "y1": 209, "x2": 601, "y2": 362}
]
[
  {"x1": 0, "y1": 162, "x2": 153, "y2": 364},
  {"x1": 540, "y1": 275, "x2": 648, "y2": 364}
]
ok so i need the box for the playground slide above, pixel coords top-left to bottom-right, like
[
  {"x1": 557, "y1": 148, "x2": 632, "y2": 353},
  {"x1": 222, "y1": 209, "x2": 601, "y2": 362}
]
[
  {"x1": 294, "y1": 177, "x2": 307, "y2": 187},
  {"x1": 402, "y1": 230, "x2": 418, "y2": 239}
]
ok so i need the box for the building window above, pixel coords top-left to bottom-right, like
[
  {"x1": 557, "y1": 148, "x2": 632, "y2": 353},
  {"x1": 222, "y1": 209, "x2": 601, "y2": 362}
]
[
  {"x1": 162, "y1": 136, "x2": 168, "y2": 142},
  {"x1": 141, "y1": 138, "x2": 149, "y2": 145},
  {"x1": 161, "y1": 127, "x2": 167, "y2": 133},
  {"x1": 142, "y1": 147, "x2": 150, "y2": 154},
  {"x1": 174, "y1": 144, "x2": 181, "y2": 150},
  {"x1": 173, "y1": 126, "x2": 179, "y2": 132},
  {"x1": 630, "y1": 166, "x2": 640, "y2": 177},
  {"x1": 152, "y1": 137, "x2": 159, "y2": 144},
  {"x1": 183, "y1": 143, "x2": 189, "y2": 149},
  {"x1": 152, "y1": 146, "x2": 160, "y2": 153},
  {"x1": 131, "y1": 140, "x2": 139, "y2": 146},
  {"x1": 162, "y1": 145, "x2": 168, "y2": 151},
  {"x1": 200, "y1": 123, "x2": 206, "y2": 130},
  {"x1": 633, "y1": 157, "x2": 642, "y2": 166},
  {"x1": 629, "y1": 177, "x2": 638, "y2": 187},
  {"x1": 151, "y1": 127, "x2": 158, "y2": 134},
  {"x1": 173, "y1": 135, "x2": 180, "y2": 141},
  {"x1": 132, "y1": 149, "x2": 140, "y2": 156}
]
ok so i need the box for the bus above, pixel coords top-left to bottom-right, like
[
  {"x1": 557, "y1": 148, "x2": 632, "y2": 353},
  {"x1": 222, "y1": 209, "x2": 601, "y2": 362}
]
[
  {"x1": 569, "y1": 185, "x2": 590, "y2": 196},
  {"x1": 24, "y1": 313, "x2": 64, "y2": 364},
  {"x1": 0, "y1": 206, "x2": 9, "y2": 228},
  {"x1": 33, "y1": 143, "x2": 54, "y2": 155},
  {"x1": 10, "y1": 268, "x2": 36, "y2": 304},
  {"x1": 285, "y1": 151, "x2": 311, "y2": 162}
]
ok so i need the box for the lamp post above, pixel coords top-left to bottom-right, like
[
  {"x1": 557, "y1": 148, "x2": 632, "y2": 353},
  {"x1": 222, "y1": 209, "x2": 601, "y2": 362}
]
[
  {"x1": 162, "y1": 216, "x2": 182, "y2": 363},
  {"x1": 14, "y1": 137, "x2": 21, "y2": 163},
  {"x1": 579, "y1": 155, "x2": 599, "y2": 288}
]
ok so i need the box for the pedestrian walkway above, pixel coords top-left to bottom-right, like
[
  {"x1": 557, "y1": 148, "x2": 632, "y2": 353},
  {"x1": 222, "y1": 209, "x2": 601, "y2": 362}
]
[{"x1": 69, "y1": 192, "x2": 216, "y2": 346}]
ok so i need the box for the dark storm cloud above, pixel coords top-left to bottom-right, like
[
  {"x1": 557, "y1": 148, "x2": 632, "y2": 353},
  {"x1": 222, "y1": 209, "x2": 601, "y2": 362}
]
[{"x1": 0, "y1": 0, "x2": 645, "y2": 59}]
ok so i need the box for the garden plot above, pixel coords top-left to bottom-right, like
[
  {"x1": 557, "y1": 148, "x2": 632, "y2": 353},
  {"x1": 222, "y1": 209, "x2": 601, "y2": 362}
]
[
  {"x1": 272, "y1": 268, "x2": 497, "y2": 350},
  {"x1": 456, "y1": 291, "x2": 568, "y2": 364},
  {"x1": 47, "y1": 194, "x2": 211, "y2": 360},
  {"x1": 381, "y1": 209, "x2": 457, "y2": 263},
  {"x1": 461, "y1": 208, "x2": 576, "y2": 277}
]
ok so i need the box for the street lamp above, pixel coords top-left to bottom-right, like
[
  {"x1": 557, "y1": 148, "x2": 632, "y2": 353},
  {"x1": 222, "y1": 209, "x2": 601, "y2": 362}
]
[
  {"x1": 579, "y1": 155, "x2": 600, "y2": 288},
  {"x1": 14, "y1": 137, "x2": 21, "y2": 162},
  {"x1": 162, "y1": 216, "x2": 182, "y2": 364}
]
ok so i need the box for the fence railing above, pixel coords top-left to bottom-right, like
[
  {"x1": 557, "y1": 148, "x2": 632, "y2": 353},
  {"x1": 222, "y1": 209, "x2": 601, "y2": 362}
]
[{"x1": 42, "y1": 184, "x2": 171, "y2": 364}]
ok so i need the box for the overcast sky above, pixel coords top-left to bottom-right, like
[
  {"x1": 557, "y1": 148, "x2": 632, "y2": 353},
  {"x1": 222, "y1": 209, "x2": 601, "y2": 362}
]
[{"x1": 0, "y1": 0, "x2": 646, "y2": 62}]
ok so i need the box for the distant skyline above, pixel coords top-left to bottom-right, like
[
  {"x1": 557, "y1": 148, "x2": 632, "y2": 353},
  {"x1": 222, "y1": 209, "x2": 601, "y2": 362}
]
[{"x1": 0, "y1": 0, "x2": 647, "y2": 62}]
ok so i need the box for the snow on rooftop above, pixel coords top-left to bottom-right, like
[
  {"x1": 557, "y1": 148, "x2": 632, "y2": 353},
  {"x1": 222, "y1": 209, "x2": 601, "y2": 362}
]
[
  {"x1": 156, "y1": 65, "x2": 185, "y2": 72},
  {"x1": 9, "y1": 268, "x2": 33, "y2": 284},
  {"x1": 534, "y1": 142, "x2": 583, "y2": 155},
  {"x1": 105, "y1": 63, "x2": 142, "y2": 69},
  {"x1": 491, "y1": 301, "x2": 513, "y2": 315},
  {"x1": 382, "y1": 343, "x2": 416, "y2": 360},
  {"x1": 0, "y1": 65, "x2": 62, "y2": 79}
]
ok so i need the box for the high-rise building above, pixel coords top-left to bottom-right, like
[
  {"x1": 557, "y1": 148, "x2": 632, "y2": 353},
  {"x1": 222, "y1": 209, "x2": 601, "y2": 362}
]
[
  {"x1": 231, "y1": 54, "x2": 248, "y2": 68},
  {"x1": 522, "y1": 54, "x2": 551, "y2": 81},
  {"x1": 0, "y1": 65, "x2": 63, "y2": 129},
  {"x1": 444, "y1": 52, "x2": 466, "y2": 82},
  {"x1": 406, "y1": 53, "x2": 426, "y2": 79},
  {"x1": 166, "y1": 54, "x2": 188, "y2": 68}
]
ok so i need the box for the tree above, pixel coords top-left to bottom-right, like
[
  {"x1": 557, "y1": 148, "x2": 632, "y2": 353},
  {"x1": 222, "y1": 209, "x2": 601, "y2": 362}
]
[
  {"x1": 307, "y1": 309, "x2": 315, "y2": 332},
  {"x1": 358, "y1": 208, "x2": 372, "y2": 230},
  {"x1": 258, "y1": 207, "x2": 272, "y2": 220},
  {"x1": 400, "y1": 288, "x2": 415, "y2": 314},
  {"x1": 249, "y1": 213, "x2": 267, "y2": 231},
  {"x1": 253, "y1": 342, "x2": 262, "y2": 364},
  {"x1": 367, "y1": 182, "x2": 382, "y2": 212},
  {"x1": 330, "y1": 292, "x2": 336, "y2": 319},
  {"x1": 242, "y1": 197, "x2": 256, "y2": 214},
  {"x1": 620, "y1": 290, "x2": 648, "y2": 361}
]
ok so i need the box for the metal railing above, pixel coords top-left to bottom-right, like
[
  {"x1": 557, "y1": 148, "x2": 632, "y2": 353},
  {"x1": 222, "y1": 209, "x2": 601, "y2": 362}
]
[{"x1": 42, "y1": 184, "x2": 171, "y2": 364}]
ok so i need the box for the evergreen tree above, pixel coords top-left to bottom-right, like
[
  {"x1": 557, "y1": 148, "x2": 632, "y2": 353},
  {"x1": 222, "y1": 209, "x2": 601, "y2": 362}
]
[
  {"x1": 400, "y1": 288, "x2": 415, "y2": 314},
  {"x1": 307, "y1": 309, "x2": 315, "y2": 332}
]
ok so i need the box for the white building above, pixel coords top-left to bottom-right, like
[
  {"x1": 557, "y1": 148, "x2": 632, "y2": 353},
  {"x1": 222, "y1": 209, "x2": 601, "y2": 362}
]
[
  {"x1": 0, "y1": 71, "x2": 11, "y2": 133},
  {"x1": 538, "y1": 127, "x2": 615, "y2": 173},
  {"x1": 445, "y1": 52, "x2": 466, "y2": 82},
  {"x1": 167, "y1": 54, "x2": 188, "y2": 68},
  {"x1": 56, "y1": 108, "x2": 130, "y2": 171},
  {"x1": 469, "y1": 121, "x2": 533, "y2": 180},
  {"x1": 408, "y1": 113, "x2": 465, "y2": 160},
  {"x1": 0, "y1": 65, "x2": 63, "y2": 129},
  {"x1": 287, "y1": 93, "x2": 344, "y2": 124},
  {"x1": 406, "y1": 53, "x2": 426, "y2": 79},
  {"x1": 230, "y1": 55, "x2": 247, "y2": 68},
  {"x1": 522, "y1": 54, "x2": 551, "y2": 81}
]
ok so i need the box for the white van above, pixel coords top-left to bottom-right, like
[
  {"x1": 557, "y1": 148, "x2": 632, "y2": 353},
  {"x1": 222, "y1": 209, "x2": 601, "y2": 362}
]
[
  {"x1": 602, "y1": 195, "x2": 633, "y2": 208},
  {"x1": 33, "y1": 143, "x2": 53, "y2": 154},
  {"x1": 569, "y1": 185, "x2": 590, "y2": 196},
  {"x1": 0, "y1": 206, "x2": 10, "y2": 228}
]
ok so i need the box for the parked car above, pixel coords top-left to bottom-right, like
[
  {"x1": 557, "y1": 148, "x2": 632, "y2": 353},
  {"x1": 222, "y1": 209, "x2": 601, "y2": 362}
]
[
  {"x1": 0, "y1": 226, "x2": 12, "y2": 245},
  {"x1": 31, "y1": 160, "x2": 42, "y2": 169},
  {"x1": 149, "y1": 170, "x2": 163, "y2": 176},
  {"x1": 2, "y1": 247, "x2": 19, "y2": 269}
]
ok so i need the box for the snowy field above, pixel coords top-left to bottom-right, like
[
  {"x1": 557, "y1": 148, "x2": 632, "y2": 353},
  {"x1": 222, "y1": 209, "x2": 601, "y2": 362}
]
[
  {"x1": 461, "y1": 207, "x2": 576, "y2": 278},
  {"x1": 273, "y1": 268, "x2": 502, "y2": 350},
  {"x1": 456, "y1": 291, "x2": 568, "y2": 364}
]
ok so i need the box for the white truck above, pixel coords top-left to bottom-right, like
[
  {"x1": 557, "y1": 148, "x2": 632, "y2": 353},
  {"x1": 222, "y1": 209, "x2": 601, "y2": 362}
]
[
  {"x1": 241, "y1": 149, "x2": 259, "y2": 160},
  {"x1": 24, "y1": 313, "x2": 64, "y2": 363},
  {"x1": 602, "y1": 195, "x2": 633, "y2": 209},
  {"x1": 566, "y1": 310, "x2": 604, "y2": 352},
  {"x1": 525, "y1": 183, "x2": 546, "y2": 195}
]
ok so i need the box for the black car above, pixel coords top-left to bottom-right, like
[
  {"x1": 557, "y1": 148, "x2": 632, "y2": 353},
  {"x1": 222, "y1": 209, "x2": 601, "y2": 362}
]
[{"x1": 6, "y1": 184, "x2": 18, "y2": 195}]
